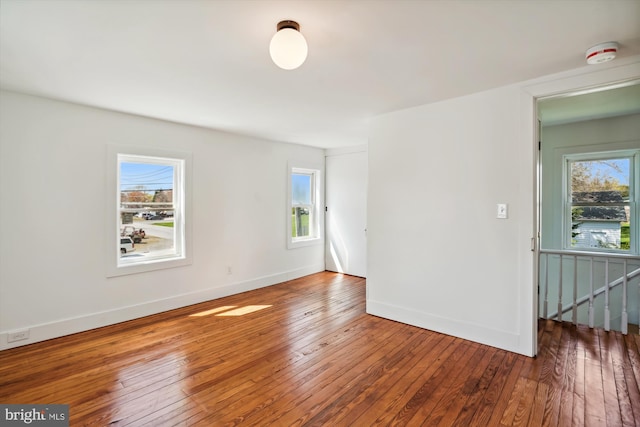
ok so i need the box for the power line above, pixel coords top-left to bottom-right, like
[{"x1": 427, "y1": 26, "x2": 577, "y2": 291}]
[{"x1": 121, "y1": 188, "x2": 173, "y2": 193}]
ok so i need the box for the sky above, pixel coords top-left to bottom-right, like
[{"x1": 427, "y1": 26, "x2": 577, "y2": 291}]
[
  {"x1": 121, "y1": 163, "x2": 312, "y2": 202},
  {"x1": 120, "y1": 162, "x2": 174, "y2": 192},
  {"x1": 582, "y1": 159, "x2": 630, "y2": 185},
  {"x1": 292, "y1": 173, "x2": 311, "y2": 205}
]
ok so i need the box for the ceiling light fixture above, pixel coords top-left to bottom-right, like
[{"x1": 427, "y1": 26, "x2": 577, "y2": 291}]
[
  {"x1": 585, "y1": 42, "x2": 618, "y2": 65},
  {"x1": 269, "y1": 20, "x2": 307, "y2": 70}
]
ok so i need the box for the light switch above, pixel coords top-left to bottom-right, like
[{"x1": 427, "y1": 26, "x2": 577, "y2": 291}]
[{"x1": 497, "y1": 203, "x2": 508, "y2": 219}]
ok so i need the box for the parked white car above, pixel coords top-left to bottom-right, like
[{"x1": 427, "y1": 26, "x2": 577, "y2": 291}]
[{"x1": 120, "y1": 237, "x2": 135, "y2": 254}]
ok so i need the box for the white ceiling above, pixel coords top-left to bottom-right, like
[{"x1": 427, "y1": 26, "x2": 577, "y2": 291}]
[
  {"x1": 538, "y1": 81, "x2": 640, "y2": 126},
  {"x1": 1, "y1": 0, "x2": 639, "y2": 148}
]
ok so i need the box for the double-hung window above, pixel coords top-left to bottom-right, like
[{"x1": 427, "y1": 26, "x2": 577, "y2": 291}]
[
  {"x1": 564, "y1": 150, "x2": 638, "y2": 254},
  {"x1": 288, "y1": 164, "x2": 322, "y2": 248},
  {"x1": 108, "y1": 147, "x2": 191, "y2": 276}
]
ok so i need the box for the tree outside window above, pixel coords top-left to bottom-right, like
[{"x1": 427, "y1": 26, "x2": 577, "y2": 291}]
[
  {"x1": 566, "y1": 153, "x2": 637, "y2": 253},
  {"x1": 118, "y1": 154, "x2": 185, "y2": 266},
  {"x1": 288, "y1": 164, "x2": 322, "y2": 249},
  {"x1": 292, "y1": 172, "x2": 313, "y2": 239}
]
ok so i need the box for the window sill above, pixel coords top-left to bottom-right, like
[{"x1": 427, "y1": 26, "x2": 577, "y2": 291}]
[
  {"x1": 288, "y1": 237, "x2": 323, "y2": 250},
  {"x1": 108, "y1": 255, "x2": 191, "y2": 277}
]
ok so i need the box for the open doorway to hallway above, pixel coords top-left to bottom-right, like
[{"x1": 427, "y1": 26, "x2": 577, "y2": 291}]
[{"x1": 536, "y1": 81, "x2": 640, "y2": 335}]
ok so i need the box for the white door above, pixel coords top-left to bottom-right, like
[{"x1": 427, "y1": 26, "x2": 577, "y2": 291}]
[{"x1": 325, "y1": 149, "x2": 367, "y2": 277}]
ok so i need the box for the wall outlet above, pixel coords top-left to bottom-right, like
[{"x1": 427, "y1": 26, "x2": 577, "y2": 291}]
[
  {"x1": 227, "y1": 266, "x2": 232, "y2": 275},
  {"x1": 7, "y1": 329, "x2": 30, "y2": 343}
]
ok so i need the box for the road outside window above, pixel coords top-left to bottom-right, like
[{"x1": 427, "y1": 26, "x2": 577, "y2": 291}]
[{"x1": 117, "y1": 154, "x2": 185, "y2": 267}]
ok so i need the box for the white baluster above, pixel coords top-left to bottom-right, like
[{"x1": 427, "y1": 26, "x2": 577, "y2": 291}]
[
  {"x1": 572, "y1": 255, "x2": 578, "y2": 325},
  {"x1": 621, "y1": 259, "x2": 628, "y2": 335},
  {"x1": 558, "y1": 255, "x2": 563, "y2": 322},
  {"x1": 543, "y1": 253, "x2": 549, "y2": 318},
  {"x1": 588, "y1": 257, "x2": 594, "y2": 328},
  {"x1": 604, "y1": 258, "x2": 610, "y2": 331}
]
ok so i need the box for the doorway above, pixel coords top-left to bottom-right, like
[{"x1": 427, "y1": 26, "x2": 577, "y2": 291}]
[{"x1": 536, "y1": 80, "x2": 640, "y2": 337}]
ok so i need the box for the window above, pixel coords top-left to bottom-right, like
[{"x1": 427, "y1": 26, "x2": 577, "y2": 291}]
[
  {"x1": 288, "y1": 164, "x2": 322, "y2": 248},
  {"x1": 564, "y1": 150, "x2": 638, "y2": 254},
  {"x1": 107, "y1": 147, "x2": 191, "y2": 276}
]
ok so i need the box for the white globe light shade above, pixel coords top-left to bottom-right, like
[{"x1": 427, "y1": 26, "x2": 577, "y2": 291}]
[{"x1": 269, "y1": 27, "x2": 308, "y2": 70}]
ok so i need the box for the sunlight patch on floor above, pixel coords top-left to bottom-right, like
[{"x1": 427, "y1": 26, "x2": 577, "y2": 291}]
[
  {"x1": 215, "y1": 305, "x2": 272, "y2": 316},
  {"x1": 189, "y1": 306, "x2": 237, "y2": 317},
  {"x1": 189, "y1": 305, "x2": 273, "y2": 317}
]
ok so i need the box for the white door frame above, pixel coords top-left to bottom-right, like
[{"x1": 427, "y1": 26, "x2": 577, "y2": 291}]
[{"x1": 522, "y1": 57, "x2": 640, "y2": 355}]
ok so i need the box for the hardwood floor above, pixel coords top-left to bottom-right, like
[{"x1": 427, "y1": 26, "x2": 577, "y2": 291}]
[{"x1": 1, "y1": 271, "x2": 639, "y2": 426}]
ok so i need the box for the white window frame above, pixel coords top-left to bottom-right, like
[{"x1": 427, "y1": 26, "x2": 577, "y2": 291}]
[
  {"x1": 107, "y1": 146, "x2": 192, "y2": 277},
  {"x1": 288, "y1": 162, "x2": 323, "y2": 249},
  {"x1": 562, "y1": 149, "x2": 638, "y2": 255}
]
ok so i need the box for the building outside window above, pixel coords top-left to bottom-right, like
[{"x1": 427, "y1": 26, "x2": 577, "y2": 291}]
[
  {"x1": 108, "y1": 147, "x2": 191, "y2": 276},
  {"x1": 565, "y1": 150, "x2": 638, "y2": 254}
]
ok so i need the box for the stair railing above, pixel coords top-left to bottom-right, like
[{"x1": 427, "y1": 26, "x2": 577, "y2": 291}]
[{"x1": 540, "y1": 249, "x2": 640, "y2": 334}]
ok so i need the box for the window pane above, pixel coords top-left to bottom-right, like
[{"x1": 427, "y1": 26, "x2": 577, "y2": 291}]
[
  {"x1": 288, "y1": 165, "x2": 320, "y2": 247},
  {"x1": 292, "y1": 173, "x2": 312, "y2": 205},
  {"x1": 119, "y1": 160, "x2": 177, "y2": 260},
  {"x1": 570, "y1": 158, "x2": 630, "y2": 251},
  {"x1": 292, "y1": 207, "x2": 310, "y2": 238},
  {"x1": 571, "y1": 159, "x2": 629, "y2": 197}
]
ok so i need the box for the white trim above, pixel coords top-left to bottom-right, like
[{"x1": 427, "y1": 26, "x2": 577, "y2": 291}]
[
  {"x1": 522, "y1": 55, "x2": 640, "y2": 99},
  {"x1": 561, "y1": 149, "x2": 638, "y2": 254},
  {"x1": 0, "y1": 262, "x2": 325, "y2": 350},
  {"x1": 107, "y1": 145, "x2": 193, "y2": 277},
  {"x1": 516, "y1": 85, "x2": 539, "y2": 357},
  {"x1": 287, "y1": 160, "x2": 324, "y2": 249}
]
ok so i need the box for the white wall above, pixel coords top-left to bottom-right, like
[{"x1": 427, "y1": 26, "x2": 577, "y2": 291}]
[
  {"x1": 368, "y1": 85, "x2": 536, "y2": 355},
  {"x1": 366, "y1": 58, "x2": 640, "y2": 356},
  {"x1": 0, "y1": 91, "x2": 325, "y2": 349}
]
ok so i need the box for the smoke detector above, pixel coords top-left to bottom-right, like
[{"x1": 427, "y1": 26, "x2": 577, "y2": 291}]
[{"x1": 585, "y1": 42, "x2": 618, "y2": 65}]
